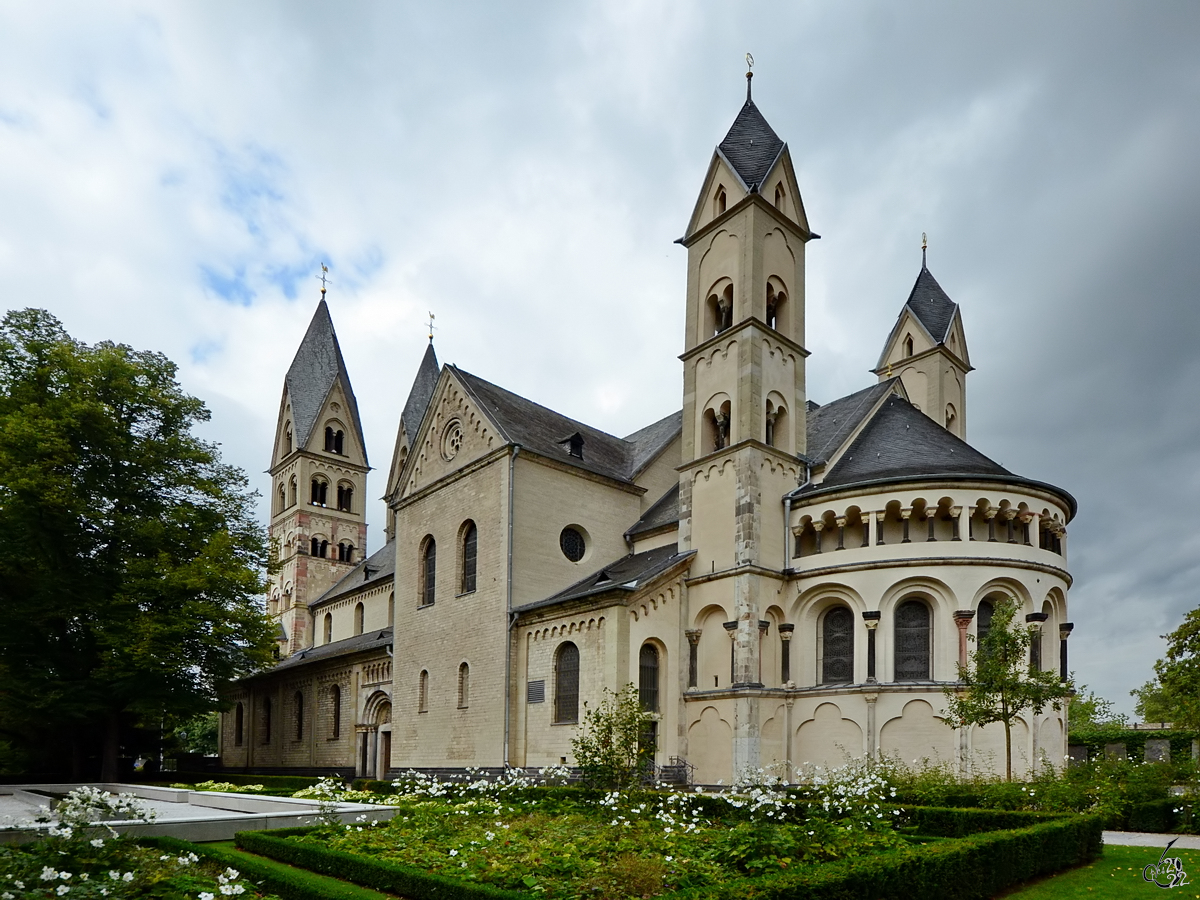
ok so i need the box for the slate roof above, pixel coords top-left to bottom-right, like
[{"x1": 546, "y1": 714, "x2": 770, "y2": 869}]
[
  {"x1": 718, "y1": 97, "x2": 786, "y2": 191},
  {"x1": 816, "y1": 396, "x2": 1009, "y2": 489},
  {"x1": 626, "y1": 484, "x2": 680, "y2": 539},
  {"x1": 516, "y1": 544, "x2": 693, "y2": 612},
  {"x1": 284, "y1": 300, "x2": 368, "y2": 464},
  {"x1": 904, "y1": 266, "x2": 958, "y2": 343},
  {"x1": 805, "y1": 381, "x2": 898, "y2": 465},
  {"x1": 267, "y1": 627, "x2": 393, "y2": 675},
  {"x1": 451, "y1": 367, "x2": 680, "y2": 484},
  {"x1": 310, "y1": 540, "x2": 396, "y2": 608},
  {"x1": 401, "y1": 343, "x2": 440, "y2": 445}
]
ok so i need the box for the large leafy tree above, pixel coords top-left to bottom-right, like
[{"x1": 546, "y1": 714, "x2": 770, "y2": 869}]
[
  {"x1": 942, "y1": 598, "x2": 1073, "y2": 780},
  {"x1": 1138, "y1": 609, "x2": 1200, "y2": 729},
  {"x1": 0, "y1": 309, "x2": 274, "y2": 780}
]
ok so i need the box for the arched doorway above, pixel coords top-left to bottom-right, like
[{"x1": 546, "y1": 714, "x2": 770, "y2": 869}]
[{"x1": 359, "y1": 691, "x2": 392, "y2": 778}]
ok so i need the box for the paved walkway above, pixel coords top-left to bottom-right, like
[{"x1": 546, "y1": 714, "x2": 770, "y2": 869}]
[{"x1": 1105, "y1": 830, "x2": 1200, "y2": 849}]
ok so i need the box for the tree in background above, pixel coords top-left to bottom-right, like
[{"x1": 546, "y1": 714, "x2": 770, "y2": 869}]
[
  {"x1": 1137, "y1": 608, "x2": 1200, "y2": 729},
  {"x1": 0, "y1": 309, "x2": 275, "y2": 780},
  {"x1": 1131, "y1": 679, "x2": 1178, "y2": 726},
  {"x1": 1068, "y1": 684, "x2": 1129, "y2": 731},
  {"x1": 570, "y1": 684, "x2": 654, "y2": 789},
  {"x1": 942, "y1": 598, "x2": 1073, "y2": 781}
]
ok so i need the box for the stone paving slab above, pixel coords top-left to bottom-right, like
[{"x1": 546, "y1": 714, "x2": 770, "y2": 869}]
[{"x1": 1104, "y1": 830, "x2": 1200, "y2": 849}]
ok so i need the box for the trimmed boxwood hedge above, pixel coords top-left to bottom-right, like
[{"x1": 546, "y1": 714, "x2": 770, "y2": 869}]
[
  {"x1": 1127, "y1": 798, "x2": 1180, "y2": 833},
  {"x1": 237, "y1": 811, "x2": 1102, "y2": 900},
  {"x1": 139, "y1": 835, "x2": 383, "y2": 900},
  {"x1": 900, "y1": 805, "x2": 1066, "y2": 837},
  {"x1": 235, "y1": 829, "x2": 527, "y2": 900}
]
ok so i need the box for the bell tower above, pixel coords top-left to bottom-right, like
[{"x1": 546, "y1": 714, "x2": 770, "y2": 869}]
[
  {"x1": 679, "y1": 71, "x2": 817, "y2": 775},
  {"x1": 267, "y1": 293, "x2": 370, "y2": 656}
]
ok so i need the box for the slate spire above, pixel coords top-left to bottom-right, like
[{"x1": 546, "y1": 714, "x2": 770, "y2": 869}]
[
  {"x1": 400, "y1": 341, "x2": 440, "y2": 445},
  {"x1": 284, "y1": 299, "x2": 368, "y2": 464},
  {"x1": 717, "y1": 88, "x2": 785, "y2": 192},
  {"x1": 902, "y1": 265, "x2": 959, "y2": 345}
]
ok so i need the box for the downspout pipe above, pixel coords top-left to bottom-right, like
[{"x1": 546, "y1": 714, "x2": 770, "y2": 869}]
[{"x1": 503, "y1": 444, "x2": 521, "y2": 770}]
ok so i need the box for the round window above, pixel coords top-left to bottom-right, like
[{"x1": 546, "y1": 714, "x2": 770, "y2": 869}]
[
  {"x1": 560, "y1": 526, "x2": 586, "y2": 562},
  {"x1": 442, "y1": 420, "x2": 464, "y2": 461}
]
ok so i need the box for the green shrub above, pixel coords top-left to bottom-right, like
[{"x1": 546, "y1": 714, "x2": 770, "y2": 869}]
[
  {"x1": 235, "y1": 829, "x2": 527, "y2": 900},
  {"x1": 1127, "y1": 798, "x2": 1179, "y2": 833},
  {"x1": 169, "y1": 772, "x2": 325, "y2": 791},
  {"x1": 900, "y1": 805, "x2": 1065, "y2": 837}
]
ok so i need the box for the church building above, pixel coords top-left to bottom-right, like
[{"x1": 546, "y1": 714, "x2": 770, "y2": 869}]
[{"x1": 219, "y1": 76, "x2": 1076, "y2": 784}]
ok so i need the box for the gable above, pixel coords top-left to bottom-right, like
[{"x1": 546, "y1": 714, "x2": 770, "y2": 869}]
[
  {"x1": 684, "y1": 153, "x2": 751, "y2": 239},
  {"x1": 400, "y1": 369, "x2": 506, "y2": 498},
  {"x1": 758, "y1": 148, "x2": 811, "y2": 234}
]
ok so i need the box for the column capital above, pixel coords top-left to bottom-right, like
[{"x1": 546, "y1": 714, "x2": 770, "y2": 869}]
[
  {"x1": 1000, "y1": 508, "x2": 1018, "y2": 521},
  {"x1": 862, "y1": 610, "x2": 881, "y2": 630},
  {"x1": 778, "y1": 623, "x2": 795, "y2": 640},
  {"x1": 758, "y1": 619, "x2": 771, "y2": 634},
  {"x1": 984, "y1": 506, "x2": 1000, "y2": 520},
  {"x1": 1060, "y1": 622, "x2": 1075, "y2": 639},
  {"x1": 835, "y1": 515, "x2": 847, "y2": 527},
  {"x1": 1026, "y1": 612, "x2": 1049, "y2": 623},
  {"x1": 953, "y1": 609, "x2": 977, "y2": 623},
  {"x1": 812, "y1": 520, "x2": 825, "y2": 532},
  {"x1": 723, "y1": 621, "x2": 738, "y2": 636},
  {"x1": 863, "y1": 692, "x2": 879, "y2": 704},
  {"x1": 950, "y1": 505, "x2": 963, "y2": 517},
  {"x1": 1018, "y1": 511, "x2": 1035, "y2": 524},
  {"x1": 685, "y1": 628, "x2": 702, "y2": 646},
  {"x1": 900, "y1": 507, "x2": 913, "y2": 520}
]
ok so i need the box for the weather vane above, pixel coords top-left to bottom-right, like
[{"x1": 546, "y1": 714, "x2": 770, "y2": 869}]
[
  {"x1": 745, "y1": 53, "x2": 755, "y2": 100},
  {"x1": 921, "y1": 233, "x2": 928, "y2": 268},
  {"x1": 746, "y1": 53, "x2": 754, "y2": 71},
  {"x1": 426, "y1": 311, "x2": 437, "y2": 343},
  {"x1": 317, "y1": 263, "x2": 331, "y2": 295}
]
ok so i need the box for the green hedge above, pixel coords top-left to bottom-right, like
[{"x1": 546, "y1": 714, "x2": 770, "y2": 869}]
[
  {"x1": 1127, "y1": 798, "x2": 1180, "y2": 833},
  {"x1": 235, "y1": 829, "x2": 527, "y2": 900},
  {"x1": 168, "y1": 772, "x2": 324, "y2": 791},
  {"x1": 139, "y1": 835, "x2": 379, "y2": 900},
  {"x1": 1068, "y1": 727, "x2": 1198, "y2": 762},
  {"x1": 900, "y1": 805, "x2": 1065, "y2": 837},
  {"x1": 236, "y1": 813, "x2": 1101, "y2": 900},
  {"x1": 662, "y1": 814, "x2": 1103, "y2": 900}
]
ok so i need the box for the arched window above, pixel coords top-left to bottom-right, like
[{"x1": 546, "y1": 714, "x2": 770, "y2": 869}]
[
  {"x1": 311, "y1": 478, "x2": 328, "y2": 506},
  {"x1": 284, "y1": 423, "x2": 292, "y2": 455},
  {"x1": 262, "y1": 698, "x2": 272, "y2": 744},
  {"x1": 774, "y1": 182, "x2": 785, "y2": 209},
  {"x1": 639, "y1": 643, "x2": 660, "y2": 712},
  {"x1": 720, "y1": 283, "x2": 733, "y2": 331},
  {"x1": 945, "y1": 405, "x2": 957, "y2": 432},
  {"x1": 276, "y1": 484, "x2": 285, "y2": 514},
  {"x1": 461, "y1": 521, "x2": 478, "y2": 594},
  {"x1": 904, "y1": 335, "x2": 914, "y2": 358},
  {"x1": 554, "y1": 642, "x2": 580, "y2": 723},
  {"x1": 419, "y1": 536, "x2": 436, "y2": 607},
  {"x1": 294, "y1": 691, "x2": 304, "y2": 740},
  {"x1": 324, "y1": 426, "x2": 344, "y2": 454},
  {"x1": 388, "y1": 592, "x2": 395, "y2": 625},
  {"x1": 895, "y1": 600, "x2": 931, "y2": 680},
  {"x1": 234, "y1": 702, "x2": 244, "y2": 746},
  {"x1": 330, "y1": 684, "x2": 341, "y2": 739},
  {"x1": 821, "y1": 606, "x2": 855, "y2": 683},
  {"x1": 323, "y1": 612, "x2": 332, "y2": 644},
  {"x1": 458, "y1": 662, "x2": 469, "y2": 708},
  {"x1": 977, "y1": 599, "x2": 995, "y2": 648},
  {"x1": 310, "y1": 537, "x2": 328, "y2": 558},
  {"x1": 337, "y1": 484, "x2": 353, "y2": 511},
  {"x1": 418, "y1": 670, "x2": 429, "y2": 713},
  {"x1": 338, "y1": 542, "x2": 354, "y2": 562},
  {"x1": 334, "y1": 430, "x2": 344, "y2": 454},
  {"x1": 288, "y1": 476, "x2": 297, "y2": 507},
  {"x1": 766, "y1": 283, "x2": 786, "y2": 332},
  {"x1": 354, "y1": 602, "x2": 364, "y2": 636},
  {"x1": 715, "y1": 185, "x2": 727, "y2": 217}
]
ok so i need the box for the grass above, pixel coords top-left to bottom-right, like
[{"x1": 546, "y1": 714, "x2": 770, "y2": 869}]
[{"x1": 1001, "y1": 844, "x2": 1200, "y2": 898}]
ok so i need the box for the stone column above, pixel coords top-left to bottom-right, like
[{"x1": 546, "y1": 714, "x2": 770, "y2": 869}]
[
  {"x1": 791, "y1": 526, "x2": 803, "y2": 561},
  {"x1": 927, "y1": 509, "x2": 937, "y2": 542},
  {"x1": 1003, "y1": 509, "x2": 1018, "y2": 543},
  {"x1": 778, "y1": 623, "x2": 795, "y2": 684},
  {"x1": 757, "y1": 619, "x2": 770, "y2": 684},
  {"x1": 953, "y1": 610, "x2": 976, "y2": 669},
  {"x1": 1019, "y1": 512, "x2": 1034, "y2": 546},
  {"x1": 1059, "y1": 622, "x2": 1074, "y2": 682},
  {"x1": 835, "y1": 516, "x2": 847, "y2": 550},
  {"x1": 985, "y1": 507, "x2": 999, "y2": 542},
  {"x1": 812, "y1": 520, "x2": 824, "y2": 554},
  {"x1": 685, "y1": 629, "x2": 702, "y2": 689},
  {"x1": 861, "y1": 517, "x2": 871, "y2": 548},
  {"x1": 784, "y1": 695, "x2": 796, "y2": 776},
  {"x1": 950, "y1": 506, "x2": 963, "y2": 541},
  {"x1": 862, "y1": 611, "x2": 881, "y2": 682},
  {"x1": 1027, "y1": 612, "x2": 1049, "y2": 671},
  {"x1": 864, "y1": 691, "x2": 879, "y2": 759},
  {"x1": 723, "y1": 621, "x2": 737, "y2": 686},
  {"x1": 900, "y1": 507, "x2": 913, "y2": 543},
  {"x1": 874, "y1": 510, "x2": 886, "y2": 546}
]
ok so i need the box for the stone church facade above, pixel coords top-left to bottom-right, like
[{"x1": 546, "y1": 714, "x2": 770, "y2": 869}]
[{"x1": 219, "y1": 79, "x2": 1076, "y2": 784}]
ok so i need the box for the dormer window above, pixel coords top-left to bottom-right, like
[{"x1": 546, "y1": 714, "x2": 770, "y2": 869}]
[{"x1": 560, "y1": 432, "x2": 585, "y2": 459}]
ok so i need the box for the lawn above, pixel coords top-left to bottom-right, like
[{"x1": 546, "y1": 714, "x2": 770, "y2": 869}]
[{"x1": 1003, "y1": 844, "x2": 1200, "y2": 898}]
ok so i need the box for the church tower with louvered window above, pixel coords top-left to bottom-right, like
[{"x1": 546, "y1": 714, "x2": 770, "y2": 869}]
[{"x1": 267, "y1": 297, "x2": 370, "y2": 655}]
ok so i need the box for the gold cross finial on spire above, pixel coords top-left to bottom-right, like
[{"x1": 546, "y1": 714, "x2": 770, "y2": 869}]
[
  {"x1": 317, "y1": 263, "x2": 331, "y2": 295},
  {"x1": 426, "y1": 311, "x2": 437, "y2": 343}
]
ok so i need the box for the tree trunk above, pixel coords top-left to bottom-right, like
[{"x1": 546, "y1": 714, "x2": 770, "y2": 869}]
[
  {"x1": 100, "y1": 711, "x2": 120, "y2": 782},
  {"x1": 1001, "y1": 694, "x2": 1012, "y2": 782}
]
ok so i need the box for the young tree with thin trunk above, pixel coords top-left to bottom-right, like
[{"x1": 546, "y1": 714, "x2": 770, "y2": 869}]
[
  {"x1": 0, "y1": 309, "x2": 275, "y2": 780},
  {"x1": 942, "y1": 598, "x2": 1073, "y2": 781}
]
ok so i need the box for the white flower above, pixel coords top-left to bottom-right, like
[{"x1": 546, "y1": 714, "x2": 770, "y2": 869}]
[
  {"x1": 90, "y1": 839, "x2": 105, "y2": 848},
  {"x1": 79, "y1": 875, "x2": 89, "y2": 882},
  {"x1": 219, "y1": 887, "x2": 234, "y2": 896},
  {"x1": 56, "y1": 887, "x2": 71, "y2": 896},
  {"x1": 41, "y1": 868, "x2": 59, "y2": 881},
  {"x1": 122, "y1": 873, "x2": 134, "y2": 883},
  {"x1": 2, "y1": 891, "x2": 14, "y2": 899},
  {"x1": 59, "y1": 873, "x2": 72, "y2": 881},
  {"x1": 449, "y1": 849, "x2": 458, "y2": 857},
  {"x1": 200, "y1": 892, "x2": 215, "y2": 900},
  {"x1": 108, "y1": 872, "x2": 121, "y2": 881},
  {"x1": 231, "y1": 887, "x2": 245, "y2": 896}
]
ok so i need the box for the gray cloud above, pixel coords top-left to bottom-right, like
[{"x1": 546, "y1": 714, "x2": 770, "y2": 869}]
[{"x1": 1, "y1": 0, "x2": 1196, "y2": 715}]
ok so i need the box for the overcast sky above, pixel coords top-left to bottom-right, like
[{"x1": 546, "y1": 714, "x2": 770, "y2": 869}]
[{"x1": 2, "y1": 2, "x2": 1197, "y2": 717}]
